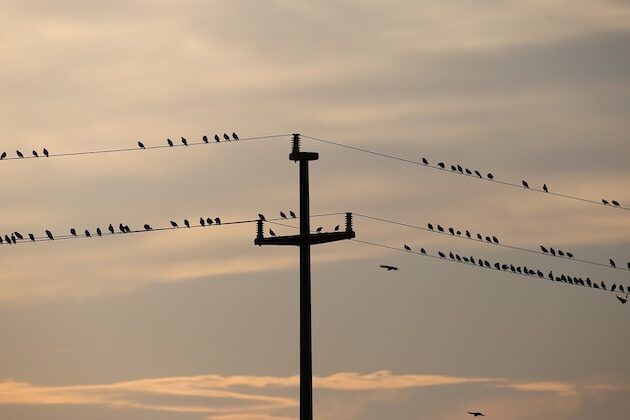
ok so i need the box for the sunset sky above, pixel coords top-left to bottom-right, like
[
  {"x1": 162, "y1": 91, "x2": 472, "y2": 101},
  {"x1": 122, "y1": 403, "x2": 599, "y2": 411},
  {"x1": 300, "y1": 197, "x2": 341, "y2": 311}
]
[{"x1": 1, "y1": 1, "x2": 630, "y2": 419}]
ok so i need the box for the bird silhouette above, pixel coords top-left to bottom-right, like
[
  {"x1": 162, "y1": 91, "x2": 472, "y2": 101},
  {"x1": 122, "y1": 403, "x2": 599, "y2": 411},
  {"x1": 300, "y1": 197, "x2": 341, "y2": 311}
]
[
  {"x1": 0, "y1": 151, "x2": 6, "y2": 159},
  {"x1": 70, "y1": 228, "x2": 77, "y2": 236},
  {"x1": 144, "y1": 224, "x2": 152, "y2": 230},
  {"x1": 280, "y1": 211, "x2": 287, "y2": 219},
  {"x1": 487, "y1": 173, "x2": 494, "y2": 179},
  {"x1": 610, "y1": 259, "x2": 616, "y2": 268},
  {"x1": 108, "y1": 224, "x2": 115, "y2": 234},
  {"x1": 467, "y1": 411, "x2": 485, "y2": 417},
  {"x1": 492, "y1": 236, "x2": 499, "y2": 244},
  {"x1": 200, "y1": 218, "x2": 205, "y2": 226},
  {"x1": 620, "y1": 285, "x2": 625, "y2": 293},
  {"x1": 612, "y1": 200, "x2": 620, "y2": 206},
  {"x1": 14, "y1": 232, "x2": 23, "y2": 240},
  {"x1": 457, "y1": 164, "x2": 463, "y2": 173},
  {"x1": 437, "y1": 225, "x2": 444, "y2": 232},
  {"x1": 550, "y1": 248, "x2": 556, "y2": 256},
  {"x1": 138, "y1": 141, "x2": 145, "y2": 149},
  {"x1": 558, "y1": 250, "x2": 565, "y2": 257},
  {"x1": 3, "y1": 234, "x2": 10, "y2": 244},
  {"x1": 206, "y1": 217, "x2": 213, "y2": 225},
  {"x1": 474, "y1": 170, "x2": 482, "y2": 178},
  {"x1": 269, "y1": 229, "x2": 276, "y2": 237},
  {"x1": 476, "y1": 233, "x2": 482, "y2": 240},
  {"x1": 29, "y1": 233, "x2": 35, "y2": 241},
  {"x1": 611, "y1": 284, "x2": 617, "y2": 292},
  {"x1": 202, "y1": 135, "x2": 209, "y2": 143},
  {"x1": 602, "y1": 199, "x2": 609, "y2": 205},
  {"x1": 334, "y1": 225, "x2": 340, "y2": 231},
  {"x1": 181, "y1": 137, "x2": 188, "y2": 146},
  {"x1": 543, "y1": 183, "x2": 548, "y2": 192},
  {"x1": 223, "y1": 133, "x2": 230, "y2": 141},
  {"x1": 379, "y1": 265, "x2": 398, "y2": 271},
  {"x1": 428, "y1": 223, "x2": 434, "y2": 230},
  {"x1": 118, "y1": 224, "x2": 125, "y2": 233},
  {"x1": 85, "y1": 229, "x2": 91, "y2": 237},
  {"x1": 465, "y1": 168, "x2": 472, "y2": 175},
  {"x1": 32, "y1": 150, "x2": 39, "y2": 157},
  {"x1": 167, "y1": 138, "x2": 174, "y2": 146},
  {"x1": 259, "y1": 214, "x2": 266, "y2": 221},
  {"x1": 540, "y1": 245, "x2": 548, "y2": 253},
  {"x1": 404, "y1": 244, "x2": 411, "y2": 251},
  {"x1": 45, "y1": 230, "x2": 54, "y2": 240},
  {"x1": 96, "y1": 228, "x2": 102, "y2": 236},
  {"x1": 566, "y1": 252, "x2": 574, "y2": 258},
  {"x1": 450, "y1": 165, "x2": 457, "y2": 171},
  {"x1": 420, "y1": 248, "x2": 426, "y2": 255},
  {"x1": 485, "y1": 236, "x2": 491, "y2": 243},
  {"x1": 184, "y1": 219, "x2": 190, "y2": 228},
  {"x1": 438, "y1": 162, "x2": 445, "y2": 169},
  {"x1": 616, "y1": 294, "x2": 628, "y2": 304},
  {"x1": 290, "y1": 211, "x2": 296, "y2": 218},
  {"x1": 448, "y1": 227, "x2": 455, "y2": 235},
  {"x1": 232, "y1": 132, "x2": 239, "y2": 140},
  {"x1": 43, "y1": 148, "x2": 49, "y2": 157},
  {"x1": 170, "y1": 221, "x2": 178, "y2": 228},
  {"x1": 214, "y1": 217, "x2": 221, "y2": 224},
  {"x1": 315, "y1": 227, "x2": 323, "y2": 232},
  {"x1": 214, "y1": 134, "x2": 220, "y2": 142},
  {"x1": 522, "y1": 180, "x2": 529, "y2": 188},
  {"x1": 465, "y1": 230, "x2": 471, "y2": 238},
  {"x1": 422, "y1": 157, "x2": 428, "y2": 165},
  {"x1": 16, "y1": 150, "x2": 24, "y2": 158},
  {"x1": 438, "y1": 252, "x2": 446, "y2": 258}
]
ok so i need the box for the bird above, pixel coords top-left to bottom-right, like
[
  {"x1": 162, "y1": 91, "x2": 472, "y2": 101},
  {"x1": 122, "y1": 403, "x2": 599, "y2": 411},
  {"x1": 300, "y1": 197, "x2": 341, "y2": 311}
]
[
  {"x1": 202, "y1": 135, "x2": 208, "y2": 143},
  {"x1": 437, "y1": 225, "x2": 444, "y2": 232},
  {"x1": 85, "y1": 229, "x2": 91, "y2": 237},
  {"x1": 457, "y1": 164, "x2": 463, "y2": 173},
  {"x1": 543, "y1": 183, "x2": 548, "y2": 192},
  {"x1": 438, "y1": 162, "x2": 445, "y2": 169},
  {"x1": 616, "y1": 294, "x2": 628, "y2": 304},
  {"x1": 214, "y1": 134, "x2": 220, "y2": 142},
  {"x1": 610, "y1": 259, "x2": 616, "y2": 268},
  {"x1": 549, "y1": 248, "x2": 556, "y2": 256},
  {"x1": 232, "y1": 132, "x2": 239, "y2": 140},
  {"x1": 258, "y1": 214, "x2": 266, "y2": 221},
  {"x1": 123, "y1": 224, "x2": 131, "y2": 233},
  {"x1": 467, "y1": 411, "x2": 485, "y2": 417},
  {"x1": 334, "y1": 225, "x2": 340, "y2": 231},
  {"x1": 206, "y1": 217, "x2": 213, "y2": 225},
  {"x1": 465, "y1": 168, "x2": 472, "y2": 175},
  {"x1": 96, "y1": 228, "x2": 102, "y2": 236},
  {"x1": 108, "y1": 224, "x2": 115, "y2": 234},
  {"x1": 315, "y1": 227, "x2": 323, "y2": 233},
  {"x1": 620, "y1": 285, "x2": 625, "y2": 293},
  {"x1": 379, "y1": 265, "x2": 398, "y2": 271},
  {"x1": 167, "y1": 138, "x2": 174, "y2": 147},
  {"x1": 138, "y1": 141, "x2": 145, "y2": 149},
  {"x1": 612, "y1": 200, "x2": 620, "y2": 206},
  {"x1": 566, "y1": 252, "x2": 574, "y2": 258},
  {"x1": 32, "y1": 150, "x2": 39, "y2": 157},
  {"x1": 200, "y1": 218, "x2": 205, "y2": 226},
  {"x1": 422, "y1": 157, "x2": 428, "y2": 165},
  {"x1": 427, "y1": 223, "x2": 433, "y2": 230},
  {"x1": 144, "y1": 224, "x2": 152, "y2": 230},
  {"x1": 214, "y1": 217, "x2": 221, "y2": 224},
  {"x1": 14, "y1": 232, "x2": 23, "y2": 240},
  {"x1": 170, "y1": 221, "x2": 178, "y2": 228},
  {"x1": 0, "y1": 151, "x2": 5, "y2": 159},
  {"x1": 438, "y1": 252, "x2": 446, "y2": 258},
  {"x1": 280, "y1": 211, "x2": 287, "y2": 219},
  {"x1": 485, "y1": 236, "x2": 491, "y2": 243},
  {"x1": 492, "y1": 236, "x2": 499, "y2": 244},
  {"x1": 465, "y1": 230, "x2": 471, "y2": 238},
  {"x1": 269, "y1": 229, "x2": 276, "y2": 236},
  {"x1": 474, "y1": 170, "x2": 482, "y2": 178},
  {"x1": 404, "y1": 244, "x2": 411, "y2": 251},
  {"x1": 487, "y1": 173, "x2": 494, "y2": 179},
  {"x1": 612, "y1": 284, "x2": 617, "y2": 292},
  {"x1": 450, "y1": 165, "x2": 457, "y2": 171},
  {"x1": 476, "y1": 233, "x2": 482, "y2": 240},
  {"x1": 43, "y1": 148, "x2": 49, "y2": 157},
  {"x1": 449, "y1": 227, "x2": 455, "y2": 235},
  {"x1": 540, "y1": 245, "x2": 548, "y2": 253},
  {"x1": 181, "y1": 137, "x2": 188, "y2": 146},
  {"x1": 289, "y1": 211, "x2": 296, "y2": 218},
  {"x1": 420, "y1": 248, "x2": 426, "y2": 255},
  {"x1": 70, "y1": 228, "x2": 77, "y2": 236},
  {"x1": 223, "y1": 133, "x2": 230, "y2": 141},
  {"x1": 184, "y1": 219, "x2": 190, "y2": 228},
  {"x1": 29, "y1": 233, "x2": 35, "y2": 241},
  {"x1": 16, "y1": 150, "x2": 24, "y2": 158},
  {"x1": 602, "y1": 199, "x2": 609, "y2": 205},
  {"x1": 45, "y1": 230, "x2": 54, "y2": 240},
  {"x1": 522, "y1": 180, "x2": 529, "y2": 188},
  {"x1": 558, "y1": 250, "x2": 565, "y2": 257}
]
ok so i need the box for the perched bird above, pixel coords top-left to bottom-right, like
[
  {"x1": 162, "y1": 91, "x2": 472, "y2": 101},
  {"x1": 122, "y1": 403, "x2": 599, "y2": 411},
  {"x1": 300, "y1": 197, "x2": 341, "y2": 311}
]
[
  {"x1": 549, "y1": 248, "x2": 556, "y2": 256},
  {"x1": 0, "y1": 151, "x2": 6, "y2": 159},
  {"x1": 184, "y1": 219, "x2": 190, "y2": 228},
  {"x1": 476, "y1": 233, "x2": 482, "y2": 240},
  {"x1": 465, "y1": 168, "x2": 472, "y2": 175},
  {"x1": 43, "y1": 148, "x2": 49, "y2": 157},
  {"x1": 70, "y1": 228, "x2": 77, "y2": 236},
  {"x1": 144, "y1": 224, "x2": 152, "y2": 230},
  {"x1": 487, "y1": 173, "x2": 494, "y2": 180},
  {"x1": 437, "y1": 225, "x2": 444, "y2": 232},
  {"x1": 280, "y1": 211, "x2": 287, "y2": 219},
  {"x1": 438, "y1": 252, "x2": 446, "y2": 258},
  {"x1": 522, "y1": 180, "x2": 529, "y2": 188},
  {"x1": 4, "y1": 235, "x2": 10, "y2": 244},
  {"x1": 457, "y1": 164, "x2": 463, "y2": 173},
  {"x1": 269, "y1": 229, "x2": 276, "y2": 237},
  {"x1": 448, "y1": 227, "x2": 455, "y2": 235},
  {"x1": 334, "y1": 225, "x2": 340, "y2": 231},
  {"x1": 566, "y1": 252, "x2": 574, "y2": 258},
  {"x1": 449, "y1": 252, "x2": 455, "y2": 259},
  {"x1": 616, "y1": 294, "x2": 628, "y2": 304},
  {"x1": 138, "y1": 141, "x2": 145, "y2": 149},
  {"x1": 259, "y1": 214, "x2": 266, "y2": 221},
  {"x1": 170, "y1": 221, "x2": 178, "y2": 228},
  {"x1": 202, "y1": 135, "x2": 209, "y2": 143},
  {"x1": 108, "y1": 224, "x2": 115, "y2": 234},
  {"x1": 315, "y1": 227, "x2": 323, "y2": 233},
  {"x1": 32, "y1": 150, "x2": 39, "y2": 157},
  {"x1": 422, "y1": 157, "x2": 428, "y2": 165},
  {"x1": 612, "y1": 200, "x2": 620, "y2": 206},
  {"x1": 558, "y1": 250, "x2": 565, "y2": 257},
  {"x1": 543, "y1": 183, "x2": 548, "y2": 192},
  {"x1": 404, "y1": 244, "x2": 411, "y2": 251},
  {"x1": 45, "y1": 230, "x2": 54, "y2": 240},
  {"x1": 232, "y1": 132, "x2": 239, "y2": 140},
  {"x1": 465, "y1": 230, "x2": 471, "y2": 238},
  {"x1": 167, "y1": 138, "x2": 174, "y2": 146},
  {"x1": 612, "y1": 284, "x2": 617, "y2": 292},
  {"x1": 420, "y1": 248, "x2": 426, "y2": 255},
  {"x1": 438, "y1": 162, "x2": 445, "y2": 169},
  {"x1": 379, "y1": 265, "x2": 398, "y2": 271},
  {"x1": 485, "y1": 236, "x2": 491, "y2": 243},
  {"x1": 200, "y1": 218, "x2": 205, "y2": 226},
  {"x1": 474, "y1": 170, "x2": 482, "y2": 178},
  {"x1": 29, "y1": 233, "x2": 35, "y2": 241},
  {"x1": 492, "y1": 236, "x2": 499, "y2": 244},
  {"x1": 467, "y1": 411, "x2": 485, "y2": 417},
  {"x1": 206, "y1": 217, "x2": 213, "y2": 225},
  {"x1": 214, "y1": 134, "x2": 220, "y2": 142},
  {"x1": 96, "y1": 228, "x2": 102, "y2": 236},
  {"x1": 427, "y1": 223, "x2": 434, "y2": 230},
  {"x1": 602, "y1": 199, "x2": 609, "y2": 205},
  {"x1": 610, "y1": 259, "x2": 616, "y2": 268},
  {"x1": 540, "y1": 245, "x2": 548, "y2": 253},
  {"x1": 223, "y1": 133, "x2": 230, "y2": 141},
  {"x1": 214, "y1": 217, "x2": 221, "y2": 224},
  {"x1": 123, "y1": 225, "x2": 131, "y2": 233},
  {"x1": 14, "y1": 232, "x2": 23, "y2": 240},
  {"x1": 181, "y1": 137, "x2": 188, "y2": 146},
  {"x1": 456, "y1": 230, "x2": 461, "y2": 236},
  {"x1": 85, "y1": 229, "x2": 91, "y2": 237},
  {"x1": 16, "y1": 150, "x2": 24, "y2": 158},
  {"x1": 289, "y1": 211, "x2": 296, "y2": 218},
  {"x1": 450, "y1": 165, "x2": 457, "y2": 171}
]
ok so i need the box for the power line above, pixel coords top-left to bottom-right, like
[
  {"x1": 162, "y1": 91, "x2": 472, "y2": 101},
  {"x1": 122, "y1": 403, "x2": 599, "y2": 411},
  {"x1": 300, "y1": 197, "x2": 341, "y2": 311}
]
[
  {"x1": 301, "y1": 134, "x2": 629, "y2": 212},
  {"x1": 353, "y1": 213, "x2": 629, "y2": 272},
  {"x1": 0, "y1": 133, "x2": 292, "y2": 161}
]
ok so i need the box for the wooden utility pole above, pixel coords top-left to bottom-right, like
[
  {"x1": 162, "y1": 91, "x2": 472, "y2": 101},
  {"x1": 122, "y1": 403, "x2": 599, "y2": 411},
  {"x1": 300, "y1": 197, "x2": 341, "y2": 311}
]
[{"x1": 255, "y1": 133, "x2": 355, "y2": 420}]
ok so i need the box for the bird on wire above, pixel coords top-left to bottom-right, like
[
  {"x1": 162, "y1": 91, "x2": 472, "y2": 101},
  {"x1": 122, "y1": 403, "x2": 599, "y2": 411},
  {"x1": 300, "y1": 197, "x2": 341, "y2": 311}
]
[
  {"x1": 202, "y1": 135, "x2": 208, "y2": 143},
  {"x1": 258, "y1": 214, "x2": 266, "y2": 221},
  {"x1": 522, "y1": 180, "x2": 529, "y2": 188},
  {"x1": 200, "y1": 218, "x2": 205, "y2": 226},
  {"x1": 29, "y1": 233, "x2": 35, "y2": 241},
  {"x1": 181, "y1": 137, "x2": 188, "y2": 146},
  {"x1": 170, "y1": 221, "x2": 178, "y2": 228},
  {"x1": 96, "y1": 228, "x2": 102, "y2": 236},
  {"x1": 543, "y1": 183, "x2": 548, "y2": 192},
  {"x1": 232, "y1": 132, "x2": 239, "y2": 140},
  {"x1": 167, "y1": 138, "x2": 174, "y2": 147},
  {"x1": 184, "y1": 219, "x2": 190, "y2": 228},
  {"x1": 43, "y1": 148, "x2": 49, "y2": 157},
  {"x1": 108, "y1": 224, "x2": 115, "y2": 234},
  {"x1": 138, "y1": 141, "x2": 145, "y2": 149},
  {"x1": 315, "y1": 227, "x2": 323, "y2": 233},
  {"x1": 144, "y1": 224, "x2": 152, "y2": 230},
  {"x1": 70, "y1": 228, "x2": 77, "y2": 236},
  {"x1": 280, "y1": 211, "x2": 287, "y2": 219},
  {"x1": 334, "y1": 225, "x2": 340, "y2": 231},
  {"x1": 16, "y1": 150, "x2": 24, "y2": 158},
  {"x1": 223, "y1": 133, "x2": 230, "y2": 141},
  {"x1": 269, "y1": 229, "x2": 276, "y2": 237},
  {"x1": 379, "y1": 265, "x2": 398, "y2": 271},
  {"x1": 289, "y1": 211, "x2": 296, "y2": 218},
  {"x1": 32, "y1": 150, "x2": 39, "y2": 157},
  {"x1": 214, "y1": 134, "x2": 220, "y2": 142},
  {"x1": 45, "y1": 230, "x2": 54, "y2": 240},
  {"x1": 0, "y1": 151, "x2": 6, "y2": 159},
  {"x1": 404, "y1": 244, "x2": 411, "y2": 251}
]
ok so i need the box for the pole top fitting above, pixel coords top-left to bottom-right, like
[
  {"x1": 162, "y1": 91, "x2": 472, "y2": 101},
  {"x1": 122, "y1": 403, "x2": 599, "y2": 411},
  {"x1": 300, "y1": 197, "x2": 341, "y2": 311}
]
[
  {"x1": 345, "y1": 212, "x2": 353, "y2": 233},
  {"x1": 290, "y1": 133, "x2": 319, "y2": 162}
]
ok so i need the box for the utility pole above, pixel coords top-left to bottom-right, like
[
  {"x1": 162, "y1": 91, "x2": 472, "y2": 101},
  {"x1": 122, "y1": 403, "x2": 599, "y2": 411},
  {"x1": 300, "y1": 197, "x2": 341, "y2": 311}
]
[{"x1": 254, "y1": 133, "x2": 355, "y2": 420}]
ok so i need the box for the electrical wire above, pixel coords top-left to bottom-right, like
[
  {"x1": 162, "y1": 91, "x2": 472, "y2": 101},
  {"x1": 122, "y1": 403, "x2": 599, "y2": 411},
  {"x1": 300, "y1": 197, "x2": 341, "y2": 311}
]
[{"x1": 301, "y1": 134, "x2": 630, "y2": 212}]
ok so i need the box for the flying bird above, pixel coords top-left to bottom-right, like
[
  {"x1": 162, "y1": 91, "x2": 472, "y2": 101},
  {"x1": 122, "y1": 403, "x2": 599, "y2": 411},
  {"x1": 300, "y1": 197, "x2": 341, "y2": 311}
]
[
  {"x1": 16, "y1": 150, "x2": 24, "y2": 158},
  {"x1": 289, "y1": 211, "x2": 296, "y2": 218},
  {"x1": 32, "y1": 150, "x2": 39, "y2": 157},
  {"x1": 138, "y1": 141, "x2": 145, "y2": 149},
  {"x1": 232, "y1": 132, "x2": 239, "y2": 140},
  {"x1": 45, "y1": 230, "x2": 54, "y2": 240},
  {"x1": 214, "y1": 134, "x2": 220, "y2": 142},
  {"x1": 184, "y1": 219, "x2": 190, "y2": 228},
  {"x1": 223, "y1": 133, "x2": 230, "y2": 141},
  {"x1": 167, "y1": 138, "x2": 174, "y2": 146},
  {"x1": 379, "y1": 265, "x2": 398, "y2": 271},
  {"x1": 404, "y1": 244, "x2": 411, "y2": 251},
  {"x1": 543, "y1": 183, "x2": 548, "y2": 192},
  {"x1": 467, "y1": 411, "x2": 485, "y2": 417},
  {"x1": 144, "y1": 224, "x2": 152, "y2": 230},
  {"x1": 43, "y1": 148, "x2": 49, "y2": 157},
  {"x1": 170, "y1": 221, "x2": 178, "y2": 228},
  {"x1": 181, "y1": 137, "x2": 188, "y2": 146},
  {"x1": 422, "y1": 157, "x2": 428, "y2": 165},
  {"x1": 522, "y1": 180, "x2": 529, "y2": 188},
  {"x1": 202, "y1": 135, "x2": 209, "y2": 143}
]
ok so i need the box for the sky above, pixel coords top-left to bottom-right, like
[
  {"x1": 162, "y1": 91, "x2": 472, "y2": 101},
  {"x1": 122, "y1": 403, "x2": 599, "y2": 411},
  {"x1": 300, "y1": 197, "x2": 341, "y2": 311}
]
[{"x1": 1, "y1": 0, "x2": 630, "y2": 418}]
